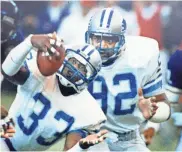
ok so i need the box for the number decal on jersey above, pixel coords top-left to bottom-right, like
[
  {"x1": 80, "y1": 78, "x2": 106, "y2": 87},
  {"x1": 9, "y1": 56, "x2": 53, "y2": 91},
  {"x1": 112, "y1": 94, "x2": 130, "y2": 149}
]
[
  {"x1": 26, "y1": 52, "x2": 33, "y2": 60},
  {"x1": 88, "y1": 76, "x2": 108, "y2": 114},
  {"x1": 113, "y1": 73, "x2": 137, "y2": 115},
  {"x1": 88, "y1": 73, "x2": 137, "y2": 115},
  {"x1": 17, "y1": 93, "x2": 75, "y2": 146},
  {"x1": 37, "y1": 111, "x2": 74, "y2": 146},
  {"x1": 18, "y1": 93, "x2": 51, "y2": 135}
]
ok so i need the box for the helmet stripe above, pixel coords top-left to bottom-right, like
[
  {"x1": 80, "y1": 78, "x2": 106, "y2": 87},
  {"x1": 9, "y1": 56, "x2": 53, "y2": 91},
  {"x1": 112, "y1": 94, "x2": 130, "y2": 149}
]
[
  {"x1": 100, "y1": 10, "x2": 106, "y2": 27},
  {"x1": 106, "y1": 10, "x2": 113, "y2": 28},
  {"x1": 81, "y1": 45, "x2": 89, "y2": 51},
  {"x1": 87, "y1": 49, "x2": 95, "y2": 60}
]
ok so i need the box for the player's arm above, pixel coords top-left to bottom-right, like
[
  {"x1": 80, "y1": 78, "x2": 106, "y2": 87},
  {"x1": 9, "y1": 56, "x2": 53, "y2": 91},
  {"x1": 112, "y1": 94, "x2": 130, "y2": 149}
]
[
  {"x1": 138, "y1": 42, "x2": 171, "y2": 123},
  {"x1": 1, "y1": 35, "x2": 33, "y2": 85},
  {"x1": 2, "y1": 33, "x2": 59, "y2": 85},
  {"x1": 65, "y1": 130, "x2": 108, "y2": 151}
]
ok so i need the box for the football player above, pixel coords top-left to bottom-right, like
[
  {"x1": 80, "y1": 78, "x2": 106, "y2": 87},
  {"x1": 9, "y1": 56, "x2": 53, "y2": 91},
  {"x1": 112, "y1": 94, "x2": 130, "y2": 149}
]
[
  {"x1": 84, "y1": 8, "x2": 171, "y2": 151},
  {"x1": 1, "y1": 33, "x2": 107, "y2": 151},
  {"x1": 1, "y1": 0, "x2": 24, "y2": 91},
  {"x1": 165, "y1": 50, "x2": 182, "y2": 151}
]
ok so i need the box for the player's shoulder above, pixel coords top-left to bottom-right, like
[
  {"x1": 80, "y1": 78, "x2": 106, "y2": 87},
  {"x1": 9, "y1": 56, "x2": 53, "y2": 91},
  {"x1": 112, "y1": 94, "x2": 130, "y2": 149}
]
[
  {"x1": 126, "y1": 36, "x2": 159, "y2": 55},
  {"x1": 125, "y1": 36, "x2": 159, "y2": 67}
]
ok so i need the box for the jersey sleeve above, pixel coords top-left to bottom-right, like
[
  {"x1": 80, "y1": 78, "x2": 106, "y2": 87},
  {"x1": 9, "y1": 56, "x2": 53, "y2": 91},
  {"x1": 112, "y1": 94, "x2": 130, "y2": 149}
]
[
  {"x1": 20, "y1": 50, "x2": 46, "y2": 91},
  {"x1": 142, "y1": 44, "x2": 164, "y2": 97},
  {"x1": 165, "y1": 50, "x2": 182, "y2": 102}
]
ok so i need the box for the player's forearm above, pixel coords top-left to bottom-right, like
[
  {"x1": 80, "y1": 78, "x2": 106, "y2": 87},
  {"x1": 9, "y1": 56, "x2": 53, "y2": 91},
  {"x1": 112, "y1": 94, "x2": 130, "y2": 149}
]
[{"x1": 2, "y1": 35, "x2": 33, "y2": 76}]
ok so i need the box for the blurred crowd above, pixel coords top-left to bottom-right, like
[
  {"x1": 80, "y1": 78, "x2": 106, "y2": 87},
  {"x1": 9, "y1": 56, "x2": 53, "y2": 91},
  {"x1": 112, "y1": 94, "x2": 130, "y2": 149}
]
[
  {"x1": 14, "y1": 0, "x2": 182, "y2": 83},
  {"x1": 15, "y1": 1, "x2": 182, "y2": 49}
]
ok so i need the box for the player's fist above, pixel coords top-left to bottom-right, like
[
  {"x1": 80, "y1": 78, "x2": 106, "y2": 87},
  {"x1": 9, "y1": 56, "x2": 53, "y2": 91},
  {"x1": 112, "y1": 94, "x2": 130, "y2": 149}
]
[
  {"x1": 36, "y1": 32, "x2": 65, "y2": 76},
  {"x1": 138, "y1": 88, "x2": 158, "y2": 119},
  {"x1": 31, "y1": 32, "x2": 63, "y2": 56}
]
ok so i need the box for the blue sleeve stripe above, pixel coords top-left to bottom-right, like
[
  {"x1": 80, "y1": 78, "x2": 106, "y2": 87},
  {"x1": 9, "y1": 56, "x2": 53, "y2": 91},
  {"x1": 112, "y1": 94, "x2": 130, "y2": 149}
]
[
  {"x1": 143, "y1": 80, "x2": 162, "y2": 94},
  {"x1": 144, "y1": 73, "x2": 162, "y2": 87},
  {"x1": 68, "y1": 129, "x2": 87, "y2": 138}
]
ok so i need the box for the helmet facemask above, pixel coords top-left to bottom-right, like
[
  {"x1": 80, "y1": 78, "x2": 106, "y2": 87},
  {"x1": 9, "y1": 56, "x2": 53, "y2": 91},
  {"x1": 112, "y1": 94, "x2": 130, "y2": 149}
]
[
  {"x1": 86, "y1": 32, "x2": 125, "y2": 65},
  {"x1": 57, "y1": 49, "x2": 98, "y2": 93}
]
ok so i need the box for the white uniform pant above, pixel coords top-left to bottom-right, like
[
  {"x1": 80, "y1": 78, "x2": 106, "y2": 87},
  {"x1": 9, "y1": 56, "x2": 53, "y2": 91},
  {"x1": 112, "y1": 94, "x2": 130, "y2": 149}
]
[{"x1": 107, "y1": 129, "x2": 150, "y2": 151}]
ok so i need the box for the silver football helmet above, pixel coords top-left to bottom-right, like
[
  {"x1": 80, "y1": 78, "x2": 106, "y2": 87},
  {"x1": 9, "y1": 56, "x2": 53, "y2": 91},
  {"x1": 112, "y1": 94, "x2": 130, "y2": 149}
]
[
  {"x1": 57, "y1": 44, "x2": 102, "y2": 93},
  {"x1": 85, "y1": 8, "x2": 127, "y2": 65}
]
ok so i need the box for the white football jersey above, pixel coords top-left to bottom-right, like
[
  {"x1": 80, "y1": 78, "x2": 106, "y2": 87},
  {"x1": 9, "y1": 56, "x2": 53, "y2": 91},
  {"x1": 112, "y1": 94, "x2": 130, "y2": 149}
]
[
  {"x1": 88, "y1": 36, "x2": 164, "y2": 133},
  {"x1": 8, "y1": 50, "x2": 106, "y2": 151}
]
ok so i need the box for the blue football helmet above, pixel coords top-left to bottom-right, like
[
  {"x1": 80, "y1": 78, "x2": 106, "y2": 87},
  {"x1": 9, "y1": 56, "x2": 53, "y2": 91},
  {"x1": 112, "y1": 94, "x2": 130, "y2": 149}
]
[
  {"x1": 85, "y1": 8, "x2": 127, "y2": 66},
  {"x1": 57, "y1": 44, "x2": 102, "y2": 93}
]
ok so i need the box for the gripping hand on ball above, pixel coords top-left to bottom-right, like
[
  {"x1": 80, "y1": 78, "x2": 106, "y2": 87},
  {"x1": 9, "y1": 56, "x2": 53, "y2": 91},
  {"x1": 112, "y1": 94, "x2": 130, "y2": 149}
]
[{"x1": 31, "y1": 32, "x2": 64, "y2": 59}]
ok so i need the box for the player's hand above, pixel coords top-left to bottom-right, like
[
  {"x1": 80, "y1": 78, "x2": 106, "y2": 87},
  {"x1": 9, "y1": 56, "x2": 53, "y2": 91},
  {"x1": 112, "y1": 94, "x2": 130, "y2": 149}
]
[
  {"x1": 31, "y1": 32, "x2": 63, "y2": 58},
  {"x1": 0, "y1": 117, "x2": 15, "y2": 138},
  {"x1": 171, "y1": 112, "x2": 182, "y2": 127},
  {"x1": 1, "y1": 126, "x2": 16, "y2": 138},
  {"x1": 79, "y1": 129, "x2": 108, "y2": 149},
  {"x1": 138, "y1": 88, "x2": 158, "y2": 119}
]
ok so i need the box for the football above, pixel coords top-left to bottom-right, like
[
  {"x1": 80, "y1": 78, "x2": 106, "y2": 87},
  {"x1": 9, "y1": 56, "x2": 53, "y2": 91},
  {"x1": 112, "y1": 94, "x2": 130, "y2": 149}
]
[{"x1": 37, "y1": 46, "x2": 65, "y2": 76}]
